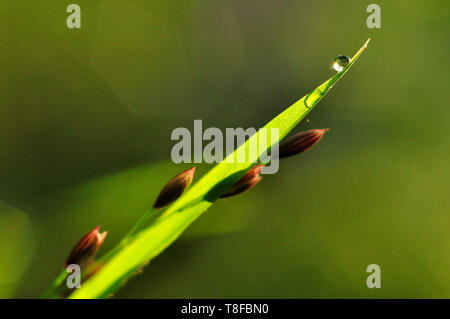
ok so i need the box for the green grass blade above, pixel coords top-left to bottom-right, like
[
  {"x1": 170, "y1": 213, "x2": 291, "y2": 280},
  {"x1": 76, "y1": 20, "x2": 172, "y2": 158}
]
[{"x1": 70, "y1": 39, "x2": 370, "y2": 299}]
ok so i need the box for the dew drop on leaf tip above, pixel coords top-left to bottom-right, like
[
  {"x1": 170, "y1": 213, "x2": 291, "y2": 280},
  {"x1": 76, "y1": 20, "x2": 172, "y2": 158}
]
[{"x1": 332, "y1": 55, "x2": 351, "y2": 72}]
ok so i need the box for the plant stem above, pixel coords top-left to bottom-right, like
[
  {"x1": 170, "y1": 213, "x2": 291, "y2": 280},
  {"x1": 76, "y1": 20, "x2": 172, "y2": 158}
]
[
  {"x1": 97, "y1": 207, "x2": 159, "y2": 263},
  {"x1": 122, "y1": 207, "x2": 157, "y2": 242},
  {"x1": 41, "y1": 268, "x2": 66, "y2": 298}
]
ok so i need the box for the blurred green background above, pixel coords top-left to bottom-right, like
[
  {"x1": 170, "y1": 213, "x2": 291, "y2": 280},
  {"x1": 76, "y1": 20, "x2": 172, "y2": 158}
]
[{"x1": 0, "y1": 0, "x2": 448, "y2": 298}]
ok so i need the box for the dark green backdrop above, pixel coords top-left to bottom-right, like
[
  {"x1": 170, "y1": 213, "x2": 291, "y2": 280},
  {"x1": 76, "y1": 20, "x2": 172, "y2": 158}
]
[{"x1": 0, "y1": 0, "x2": 448, "y2": 298}]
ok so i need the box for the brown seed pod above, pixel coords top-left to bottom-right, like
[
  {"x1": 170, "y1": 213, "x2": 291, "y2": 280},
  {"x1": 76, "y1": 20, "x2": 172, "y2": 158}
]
[
  {"x1": 278, "y1": 129, "x2": 328, "y2": 158},
  {"x1": 65, "y1": 226, "x2": 107, "y2": 268},
  {"x1": 220, "y1": 165, "x2": 263, "y2": 198},
  {"x1": 153, "y1": 167, "x2": 196, "y2": 209}
]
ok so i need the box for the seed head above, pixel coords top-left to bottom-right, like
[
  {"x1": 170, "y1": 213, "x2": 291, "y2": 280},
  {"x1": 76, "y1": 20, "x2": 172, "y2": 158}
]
[
  {"x1": 65, "y1": 226, "x2": 107, "y2": 268},
  {"x1": 278, "y1": 129, "x2": 328, "y2": 158},
  {"x1": 220, "y1": 165, "x2": 263, "y2": 198},
  {"x1": 153, "y1": 167, "x2": 196, "y2": 209}
]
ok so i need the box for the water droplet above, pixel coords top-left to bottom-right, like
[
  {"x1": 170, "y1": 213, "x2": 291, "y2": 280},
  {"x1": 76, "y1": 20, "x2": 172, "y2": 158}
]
[{"x1": 332, "y1": 55, "x2": 351, "y2": 72}]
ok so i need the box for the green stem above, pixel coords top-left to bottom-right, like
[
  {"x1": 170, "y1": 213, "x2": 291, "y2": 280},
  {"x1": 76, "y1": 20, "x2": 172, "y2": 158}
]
[
  {"x1": 122, "y1": 207, "x2": 157, "y2": 241},
  {"x1": 41, "y1": 268, "x2": 66, "y2": 298},
  {"x1": 98, "y1": 207, "x2": 159, "y2": 263}
]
